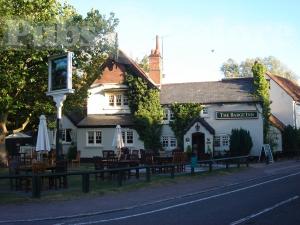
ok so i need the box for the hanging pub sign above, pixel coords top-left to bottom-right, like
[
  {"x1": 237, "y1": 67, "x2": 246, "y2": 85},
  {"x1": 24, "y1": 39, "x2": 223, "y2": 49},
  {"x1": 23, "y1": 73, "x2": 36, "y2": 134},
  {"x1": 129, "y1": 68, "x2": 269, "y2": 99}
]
[
  {"x1": 48, "y1": 52, "x2": 73, "y2": 94},
  {"x1": 216, "y1": 111, "x2": 258, "y2": 120}
]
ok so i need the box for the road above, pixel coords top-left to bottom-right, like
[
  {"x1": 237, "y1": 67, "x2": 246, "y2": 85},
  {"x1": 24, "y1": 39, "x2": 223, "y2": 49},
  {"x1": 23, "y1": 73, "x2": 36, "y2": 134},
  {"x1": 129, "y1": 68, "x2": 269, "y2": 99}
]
[{"x1": 1, "y1": 161, "x2": 300, "y2": 225}]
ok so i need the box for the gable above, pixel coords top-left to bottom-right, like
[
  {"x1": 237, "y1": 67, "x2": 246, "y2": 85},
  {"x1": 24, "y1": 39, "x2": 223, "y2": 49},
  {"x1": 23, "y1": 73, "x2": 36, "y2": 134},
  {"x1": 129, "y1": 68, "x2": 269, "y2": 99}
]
[
  {"x1": 93, "y1": 60, "x2": 125, "y2": 85},
  {"x1": 92, "y1": 50, "x2": 157, "y2": 89}
]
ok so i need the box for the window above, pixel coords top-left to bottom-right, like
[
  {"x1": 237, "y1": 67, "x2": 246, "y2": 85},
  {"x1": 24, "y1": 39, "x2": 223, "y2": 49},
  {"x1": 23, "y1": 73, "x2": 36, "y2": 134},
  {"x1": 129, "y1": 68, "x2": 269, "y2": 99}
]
[
  {"x1": 87, "y1": 130, "x2": 102, "y2": 145},
  {"x1": 170, "y1": 110, "x2": 175, "y2": 120},
  {"x1": 161, "y1": 136, "x2": 169, "y2": 147},
  {"x1": 202, "y1": 107, "x2": 208, "y2": 115},
  {"x1": 123, "y1": 95, "x2": 129, "y2": 105},
  {"x1": 108, "y1": 94, "x2": 129, "y2": 107},
  {"x1": 62, "y1": 129, "x2": 72, "y2": 143},
  {"x1": 116, "y1": 94, "x2": 122, "y2": 106},
  {"x1": 163, "y1": 108, "x2": 168, "y2": 120},
  {"x1": 109, "y1": 95, "x2": 114, "y2": 106},
  {"x1": 161, "y1": 136, "x2": 177, "y2": 148},
  {"x1": 170, "y1": 137, "x2": 177, "y2": 147},
  {"x1": 214, "y1": 136, "x2": 221, "y2": 147},
  {"x1": 222, "y1": 135, "x2": 229, "y2": 146},
  {"x1": 122, "y1": 129, "x2": 134, "y2": 145}
]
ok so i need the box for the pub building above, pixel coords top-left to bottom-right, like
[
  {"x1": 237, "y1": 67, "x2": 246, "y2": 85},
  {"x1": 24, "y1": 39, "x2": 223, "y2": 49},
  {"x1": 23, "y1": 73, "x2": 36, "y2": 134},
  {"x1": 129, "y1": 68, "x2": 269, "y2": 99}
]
[{"x1": 59, "y1": 37, "x2": 299, "y2": 159}]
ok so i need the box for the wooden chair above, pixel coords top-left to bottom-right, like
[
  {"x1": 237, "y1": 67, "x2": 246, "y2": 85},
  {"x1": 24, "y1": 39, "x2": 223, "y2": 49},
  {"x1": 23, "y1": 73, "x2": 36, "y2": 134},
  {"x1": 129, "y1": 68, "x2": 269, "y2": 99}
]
[{"x1": 71, "y1": 151, "x2": 81, "y2": 167}]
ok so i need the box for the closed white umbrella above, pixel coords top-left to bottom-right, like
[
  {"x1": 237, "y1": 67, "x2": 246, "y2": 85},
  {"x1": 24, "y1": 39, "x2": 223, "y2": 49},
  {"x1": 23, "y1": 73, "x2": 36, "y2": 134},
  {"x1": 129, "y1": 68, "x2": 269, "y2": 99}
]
[
  {"x1": 112, "y1": 125, "x2": 124, "y2": 159},
  {"x1": 36, "y1": 115, "x2": 51, "y2": 160}
]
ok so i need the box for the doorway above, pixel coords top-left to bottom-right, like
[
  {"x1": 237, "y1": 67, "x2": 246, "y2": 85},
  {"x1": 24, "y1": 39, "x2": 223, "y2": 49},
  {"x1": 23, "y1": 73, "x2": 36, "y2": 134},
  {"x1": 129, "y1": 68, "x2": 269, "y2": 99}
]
[{"x1": 192, "y1": 132, "x2": 205, "y2": 159}]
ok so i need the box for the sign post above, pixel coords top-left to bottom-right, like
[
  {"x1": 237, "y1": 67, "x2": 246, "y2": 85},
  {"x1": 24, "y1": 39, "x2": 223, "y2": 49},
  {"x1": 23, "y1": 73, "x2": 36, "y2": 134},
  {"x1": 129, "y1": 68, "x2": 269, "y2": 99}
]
[{"x1": 47, "y1": 52, "x2": 74, "y2": 161}]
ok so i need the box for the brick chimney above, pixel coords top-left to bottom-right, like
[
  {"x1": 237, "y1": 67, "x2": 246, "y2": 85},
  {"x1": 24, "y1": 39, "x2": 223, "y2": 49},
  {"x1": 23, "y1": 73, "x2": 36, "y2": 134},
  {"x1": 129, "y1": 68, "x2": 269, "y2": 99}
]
[{"x1": 148, "y1": 35, "x2": 162, "y2": 85}]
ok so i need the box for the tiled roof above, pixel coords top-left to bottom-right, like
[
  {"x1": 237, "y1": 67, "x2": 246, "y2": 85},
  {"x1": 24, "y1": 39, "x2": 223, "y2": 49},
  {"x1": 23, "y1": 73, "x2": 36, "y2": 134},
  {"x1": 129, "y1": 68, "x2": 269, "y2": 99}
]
[
  {"x1": 266, "y1": 73, "x2": 300, "y2": 101},
  {"x1": 77, "y1": 114, "x2": 134, "y2": 128},
  {"x1": 184, "y1": 117, "x2": 215, "y2": 135},
  {"x1": 160, "y1": 78, "x2": 256, "y2": 104},
  {"x1": 269, "y1": 114, "x2": 285, "y2": 131}
]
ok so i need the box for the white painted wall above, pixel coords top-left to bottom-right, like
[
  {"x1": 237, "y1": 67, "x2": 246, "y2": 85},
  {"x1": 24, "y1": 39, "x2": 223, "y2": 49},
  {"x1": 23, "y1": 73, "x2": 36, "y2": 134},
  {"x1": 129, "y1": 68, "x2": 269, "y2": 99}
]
[
  {"x1": 61, "y1": 116, "x2": 77, "y2": 154},
  {"x1": 201, "y1": 103, "x2": 264, "y2": 156},
  {"x1": 77, "y1": 128, "x2": 144, "y2": 158},
  {"x1": 295, "y1": 104, "x2": 300, "y2": 129},
  {"x1": 269, "y1": 78, "x2": 295, "y2": 126}
]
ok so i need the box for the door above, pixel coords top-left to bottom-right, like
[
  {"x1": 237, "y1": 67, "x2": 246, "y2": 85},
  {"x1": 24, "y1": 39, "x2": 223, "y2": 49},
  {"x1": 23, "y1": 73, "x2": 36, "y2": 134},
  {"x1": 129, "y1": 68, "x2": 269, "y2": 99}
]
[{"x1": 192, "y1": 132, "x2": 205, "y2": 159}]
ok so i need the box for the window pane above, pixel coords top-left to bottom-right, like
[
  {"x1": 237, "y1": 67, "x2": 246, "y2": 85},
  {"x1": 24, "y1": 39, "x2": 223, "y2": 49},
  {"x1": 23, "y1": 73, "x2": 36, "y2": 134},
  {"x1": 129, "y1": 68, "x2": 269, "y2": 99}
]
[
  {"x1": 66, "y1": 129, "x2": 72, "y2": 142},
  {"x1": 161, "y1": 136, "x2": 169, "y2": 147},
  {"x1": 95, "y1": 131, "x2": 102, "y2": 144},
  {"x1": 127, "y1": 130, "x2": 133, "y2": 144},
  {"x1": 116, "y1": 94, "x2": 122, "y2": 106},
  {"x1": 170, "y1": 137, "x2": 177, "y2": 147},
  {"x1": 202, "y1": 107, "x2": 208, "y2": 114},
  {"x1": 170, "y1": 110, "x2": 175, "y2": 120},
  {"x1": 122, "y1": 131, "x2": 125, "y2": 142},
  {"x1": 163, "y1": 109, "x2": 168, "y2": 120},
  {"x1": 109, "y1": 95, "x2": 114, "y2": 106},
  {"x1": 214, "y1": 136, "x2": 220, "y2": 147},
  {"x1": 222, "y1": 135, "x2": 229, "y2": 146},
  {"x1": 61, "y1": 129, "x2": 66, "y2": 141},
  {"x1": 123, "y1": 95, "x2": 128, "y2": 105},
  {"x1": 88, "y1": 131, "x2": 94, "y2": 144}
]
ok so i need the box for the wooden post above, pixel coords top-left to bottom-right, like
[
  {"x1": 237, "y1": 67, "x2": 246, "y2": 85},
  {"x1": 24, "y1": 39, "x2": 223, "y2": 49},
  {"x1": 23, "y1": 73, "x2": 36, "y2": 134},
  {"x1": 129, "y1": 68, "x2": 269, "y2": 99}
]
[
  {"x1": 209, "y1": 161, "x2": 213, "y2": 172},
  {"x1": 237, "y1": 159, "x2": 240, "y2": 168},
  {"x1": 146, "y1": 167, "x2": 151, "y2": 182},
  {"x1": 171, "y1": 165, "x2": 175, "y2": 179},
  {"x1": 135, "y1": 168, "x2": 140, "y2": 179},
  {"x1": 226, "y1": 161, "x2": 229, "y2": 169},
  {"x1": 82, "y1": 174, "x2": 90, "y2": 193},
  {"x1": 32, "y1": 175, "x2": 41, "y2": 198}
]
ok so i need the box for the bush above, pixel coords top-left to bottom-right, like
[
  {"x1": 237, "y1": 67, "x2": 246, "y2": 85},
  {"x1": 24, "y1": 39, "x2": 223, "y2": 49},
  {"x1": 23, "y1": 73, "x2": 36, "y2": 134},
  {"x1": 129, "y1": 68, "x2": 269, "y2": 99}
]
[
  {"x1": 282, "y1": 125, "x2": 300, "y2": 154},
  {"x1": 67, "y1": 144, "x2": 77, "y2": 161},
  {"x1": 230, "y1": 128, "x2": 253, "y2": 156}
]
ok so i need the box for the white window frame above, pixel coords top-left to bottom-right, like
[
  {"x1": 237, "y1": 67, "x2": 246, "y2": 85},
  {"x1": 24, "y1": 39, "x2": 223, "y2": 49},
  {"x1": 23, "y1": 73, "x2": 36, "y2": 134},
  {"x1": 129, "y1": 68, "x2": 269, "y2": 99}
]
[
  {"x1": 222, "y1": 135, "x2": 229, "y2": 147},
  {"x1": 161, "y1": 136, "x2": 177, "y2": 149},
  {"x1": 86, "y1": 130, "x2": 102, "y2": 146},
  {"x1": 122, "y1": 129, "x2": 134, "y2": 146},
  {"x1": 201, "y1": 106, "x2": 209, "y2": 117},
  {"x1": 62, "y1": 128, "x2": 72, "y2": 143}
]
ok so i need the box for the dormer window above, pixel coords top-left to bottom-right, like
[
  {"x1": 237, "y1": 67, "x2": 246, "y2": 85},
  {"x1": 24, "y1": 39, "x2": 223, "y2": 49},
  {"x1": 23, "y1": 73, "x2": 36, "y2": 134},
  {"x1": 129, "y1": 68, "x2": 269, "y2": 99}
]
[{"x1": 107, "y1": 93, "x2": 129, "y2": 107}]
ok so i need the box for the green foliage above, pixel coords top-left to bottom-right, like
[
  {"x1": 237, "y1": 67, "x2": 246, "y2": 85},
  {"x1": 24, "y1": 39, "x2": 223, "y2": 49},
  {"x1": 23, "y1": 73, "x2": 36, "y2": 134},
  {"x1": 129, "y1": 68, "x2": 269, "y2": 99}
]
[
  {"x1": 221, "y1": 56, "x2": 298, "y2": 81},
  {"x1": 135, "y1": 55, "x2": 150, "y2": 73},
  {"x1": 169, "y1": 103, "x2": 202, "y2": 149},
  {"x1": 252, "y1": 62, "x2": 271, "y2": 142},
  {"x1": 282, "y1": 125, "x2": 300, "y2": 153},
  {"x1": 125, "y1": 74, "x2": 163, "y2": 151},
  {"x1": 0, "y1": 0, "x2": 119, "y2": 135},
  {"x1": 229, "y1": 128, "x2": 253, "y2": 156},
  {"x1": 67, "y1": 143, "x2": 77, "y2": 161}
]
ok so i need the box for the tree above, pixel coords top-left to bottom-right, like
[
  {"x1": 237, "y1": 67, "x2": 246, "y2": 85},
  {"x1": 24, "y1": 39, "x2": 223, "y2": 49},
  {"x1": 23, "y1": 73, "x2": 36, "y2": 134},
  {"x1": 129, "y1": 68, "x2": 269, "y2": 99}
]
[
  {"x1": 135, "y1": 55, "x2": 150, "y2": 73},
  {"x1": 229, "y1": 128, "x2": 253, "y2": 156},
  {"x1": 220, "y1": 58, "x2": 239, "y2": 78},
  {"x1": 252, "y1": 61, "x2": 271, "y2": 142},
  {"x1": 169, "y1": 103, "x2": 202, "y2": 149},
  {"x1": 0, "y1": 0, "x2": 119, "y2": 140},
  {"x1": 221, "y1": 56, "x2": 298, "y2": 81},
  {"x1": 125, "y1": 74, "x2": 163, "y2": 151}
]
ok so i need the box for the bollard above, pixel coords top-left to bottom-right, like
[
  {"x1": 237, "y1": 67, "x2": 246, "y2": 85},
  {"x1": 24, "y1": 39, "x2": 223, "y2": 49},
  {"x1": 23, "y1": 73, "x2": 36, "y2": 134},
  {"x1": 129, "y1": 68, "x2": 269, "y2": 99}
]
[
  {"x1": 246, "y1": 157, "x2": 249, "y2": 167},
  {"x1": 146, "y1": 167, "x2": 151, "y2": 182},
  {"x1": 237, "y1": 159, "x2": 240, "y2": 168},
  {"x1": 191, "y1": 167, "x2": 195, "y2": 175},
  {"x1": 32, "y1": 175, "x2": 41, "y2": 198},
  {"x1": 209, "y1": 161, "x2": 213, "y2": 172},
  {"x1": 226, "y1": 162, "x2": 229, "y2": 169},
  {"x1": 82, "y1": 174, "x2": 90, "y2": 193}
]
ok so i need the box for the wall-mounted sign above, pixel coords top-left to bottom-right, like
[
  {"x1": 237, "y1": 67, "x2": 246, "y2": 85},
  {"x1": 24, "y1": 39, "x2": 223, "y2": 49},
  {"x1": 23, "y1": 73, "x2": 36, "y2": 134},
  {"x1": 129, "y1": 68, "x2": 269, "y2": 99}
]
[
  {"x1": 216, "y1": 111, "x2": 258, "y2": 120},
  {"x1": 48, "y1": 52, "x2": 73, "y2": 94}
]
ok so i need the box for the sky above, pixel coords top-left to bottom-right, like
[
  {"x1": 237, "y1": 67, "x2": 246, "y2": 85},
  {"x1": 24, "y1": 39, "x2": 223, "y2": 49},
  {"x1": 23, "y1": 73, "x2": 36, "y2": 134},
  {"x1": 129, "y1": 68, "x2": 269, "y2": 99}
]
[{"x1": 68, "y1": 0, "x2": 300, "y2": 84}]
